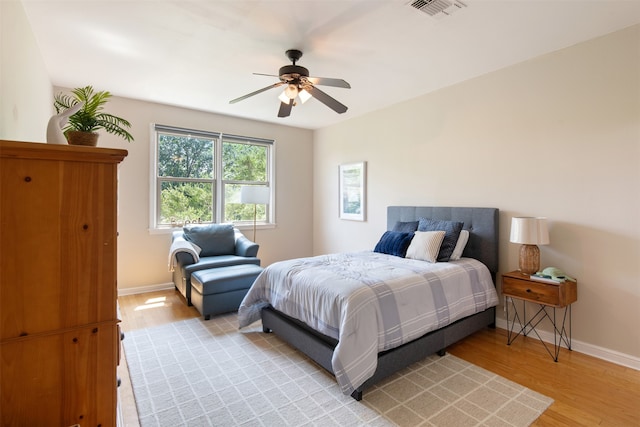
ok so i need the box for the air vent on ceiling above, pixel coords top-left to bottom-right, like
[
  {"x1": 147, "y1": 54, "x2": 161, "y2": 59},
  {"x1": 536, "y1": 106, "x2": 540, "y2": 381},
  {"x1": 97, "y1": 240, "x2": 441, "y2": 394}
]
[{"x1": 409, "y1": 0, "x2": 467, "y2": 18}]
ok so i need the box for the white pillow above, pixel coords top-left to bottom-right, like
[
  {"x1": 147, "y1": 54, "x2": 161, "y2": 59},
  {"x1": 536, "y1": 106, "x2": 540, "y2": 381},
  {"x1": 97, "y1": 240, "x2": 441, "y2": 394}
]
[
  {"x1": 449, "y1": 230, "x2": 469, "y2": 261},
  {"x1": 406, "y1": 231, "x2": 446, "y2": 263}
]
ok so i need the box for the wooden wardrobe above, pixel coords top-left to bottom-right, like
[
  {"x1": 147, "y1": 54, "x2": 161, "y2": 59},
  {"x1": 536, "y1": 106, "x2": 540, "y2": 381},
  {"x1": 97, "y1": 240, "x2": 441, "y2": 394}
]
[{"x1": 0, "y1": 140, "x2": 128, "y2": 426}]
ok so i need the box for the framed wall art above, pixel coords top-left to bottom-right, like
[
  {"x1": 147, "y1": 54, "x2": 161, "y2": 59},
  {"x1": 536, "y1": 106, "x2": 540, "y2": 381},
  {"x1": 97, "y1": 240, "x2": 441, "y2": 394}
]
[{"x1": 339, "y1": 161, "x2": 366, "y2": 221}]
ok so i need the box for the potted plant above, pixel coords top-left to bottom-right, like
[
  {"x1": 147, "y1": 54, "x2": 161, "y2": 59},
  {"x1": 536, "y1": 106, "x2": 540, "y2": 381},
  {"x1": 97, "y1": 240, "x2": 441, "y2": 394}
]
[{"x1": 53, "y1": 85, "x2": 134, "y2": 146}]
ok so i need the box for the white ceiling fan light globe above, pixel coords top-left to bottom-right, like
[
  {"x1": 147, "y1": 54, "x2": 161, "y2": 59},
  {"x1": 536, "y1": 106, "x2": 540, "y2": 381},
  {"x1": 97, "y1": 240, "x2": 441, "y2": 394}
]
[
  {"x1": 284, "y1": 84, "x2": 299, "y2": 99},
  {"x1": 298, "y1": 89, "x2": 311, "y2": 104},
  {"x1": 278, "y1": 91, "x2": 290, "y2": 103}
]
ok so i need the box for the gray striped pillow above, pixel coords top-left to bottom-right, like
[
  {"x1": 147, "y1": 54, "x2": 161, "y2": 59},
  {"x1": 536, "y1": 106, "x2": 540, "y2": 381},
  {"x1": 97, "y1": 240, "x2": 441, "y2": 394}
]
[{"x1": 405, "y1": 231, "x2": 446, "y2": 263}]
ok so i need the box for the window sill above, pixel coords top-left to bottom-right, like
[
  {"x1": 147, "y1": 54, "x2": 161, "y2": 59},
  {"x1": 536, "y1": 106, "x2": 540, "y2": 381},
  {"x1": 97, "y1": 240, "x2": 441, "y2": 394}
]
[{"x1": 148, "y1": 223, "x2": 276, "y2": 235}]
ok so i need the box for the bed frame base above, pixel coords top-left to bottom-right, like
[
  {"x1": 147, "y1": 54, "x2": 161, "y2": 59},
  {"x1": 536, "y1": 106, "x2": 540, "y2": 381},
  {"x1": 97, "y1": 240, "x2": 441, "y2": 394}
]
[
  {"x1": 261, "y1": 305, "x2": 496, "y2": 401},
  {"x1": 260, "y1": 206, "x2": 498, "y2": 401}
]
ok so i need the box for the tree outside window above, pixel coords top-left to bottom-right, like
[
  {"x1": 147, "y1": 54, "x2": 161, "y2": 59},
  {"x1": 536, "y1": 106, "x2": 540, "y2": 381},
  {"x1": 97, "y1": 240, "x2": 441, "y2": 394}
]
[
  {"x1": 222, "y1": 140, "x2": 269, "y2": 223},
  {"x1": 153, "y1": 125, "x2": 272, "y2": 229}
]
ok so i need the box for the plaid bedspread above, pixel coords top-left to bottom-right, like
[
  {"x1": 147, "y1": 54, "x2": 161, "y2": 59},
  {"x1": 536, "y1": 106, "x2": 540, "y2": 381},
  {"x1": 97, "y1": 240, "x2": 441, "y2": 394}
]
[{"x1": 238, "y1": 251, "x2": 498, "y2": 395}]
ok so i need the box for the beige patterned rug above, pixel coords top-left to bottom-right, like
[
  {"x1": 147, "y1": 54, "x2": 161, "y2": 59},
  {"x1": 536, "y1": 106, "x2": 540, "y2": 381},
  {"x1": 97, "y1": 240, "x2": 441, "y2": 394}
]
[{"x1": 123, "y1": 313, "x2": 552, "y2": 427}]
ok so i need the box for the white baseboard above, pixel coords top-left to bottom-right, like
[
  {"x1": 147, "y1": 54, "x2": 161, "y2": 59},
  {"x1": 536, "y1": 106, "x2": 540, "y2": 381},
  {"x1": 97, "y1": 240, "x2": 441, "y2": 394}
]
[
  {"x1": 495, "y1": 318, "x2": 640, "y2": 371},
  {"x1": 117, "y1": 282, "x2": 174, "y2": 296}
]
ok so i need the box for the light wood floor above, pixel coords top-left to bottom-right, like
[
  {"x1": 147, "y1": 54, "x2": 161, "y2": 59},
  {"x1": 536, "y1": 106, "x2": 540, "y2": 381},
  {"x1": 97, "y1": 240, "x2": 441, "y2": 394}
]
[{"x1": 118, "y1": 290, "x2": 640, "y2": 426}]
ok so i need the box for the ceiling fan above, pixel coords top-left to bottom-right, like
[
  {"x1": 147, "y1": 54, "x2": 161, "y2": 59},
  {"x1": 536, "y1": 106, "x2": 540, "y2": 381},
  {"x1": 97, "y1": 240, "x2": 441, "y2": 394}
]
[{"x1": 229, "y1": 49, "x2": 351, "y2": 118}]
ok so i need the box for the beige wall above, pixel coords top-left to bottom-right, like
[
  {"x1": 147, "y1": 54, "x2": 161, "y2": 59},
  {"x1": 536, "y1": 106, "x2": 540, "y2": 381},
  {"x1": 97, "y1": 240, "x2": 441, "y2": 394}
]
[
  {"x1": 54, "y1": 93, "x2": 315, "y2": 291},
  {"x1": 0, "y1": 1, "x2": 52, "y2": 141},
  {"x1": 313, "y1": 25, "x2": 640, "y2": 361}
]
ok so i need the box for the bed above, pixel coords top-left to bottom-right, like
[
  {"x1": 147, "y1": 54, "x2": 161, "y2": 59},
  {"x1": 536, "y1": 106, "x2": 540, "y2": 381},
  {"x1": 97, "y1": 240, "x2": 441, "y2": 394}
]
[{"x1": 238, "y1": 206, "x2": 499, "y2": 401}]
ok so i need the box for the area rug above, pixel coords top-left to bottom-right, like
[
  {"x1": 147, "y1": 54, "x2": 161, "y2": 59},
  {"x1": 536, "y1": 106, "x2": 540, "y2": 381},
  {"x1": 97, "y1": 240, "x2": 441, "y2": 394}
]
[{"x1": 123, "y1": 313, "x2": 553, "y2": 427}]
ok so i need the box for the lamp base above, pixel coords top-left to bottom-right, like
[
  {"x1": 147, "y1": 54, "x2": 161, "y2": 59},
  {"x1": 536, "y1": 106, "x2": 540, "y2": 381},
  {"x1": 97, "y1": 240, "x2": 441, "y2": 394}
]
[
  {"x1": 252, "y1": 204, "x2": 257, "y2": 242},
  {"x1": 518, "y1": 244, "x2": 540, "y2": 275}
]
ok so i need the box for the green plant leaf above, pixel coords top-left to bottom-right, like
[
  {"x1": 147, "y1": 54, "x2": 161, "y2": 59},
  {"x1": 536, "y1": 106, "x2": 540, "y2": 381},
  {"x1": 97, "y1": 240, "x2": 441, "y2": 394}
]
[{"x1": 53, "y1": 85, "x2": 134, "y2": 142}]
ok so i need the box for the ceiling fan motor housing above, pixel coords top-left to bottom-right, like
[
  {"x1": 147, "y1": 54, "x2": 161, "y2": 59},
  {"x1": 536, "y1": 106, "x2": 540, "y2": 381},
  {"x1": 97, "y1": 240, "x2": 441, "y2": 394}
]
[{"x1": 279, "y1": 65, "x2": 309, "y2": 80}]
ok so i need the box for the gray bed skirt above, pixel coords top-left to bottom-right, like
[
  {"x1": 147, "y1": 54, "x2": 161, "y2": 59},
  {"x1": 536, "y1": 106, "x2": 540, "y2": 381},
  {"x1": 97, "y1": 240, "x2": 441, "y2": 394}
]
[{"x1": 262, "y1": 305, "x2": 496, "y2": 400}]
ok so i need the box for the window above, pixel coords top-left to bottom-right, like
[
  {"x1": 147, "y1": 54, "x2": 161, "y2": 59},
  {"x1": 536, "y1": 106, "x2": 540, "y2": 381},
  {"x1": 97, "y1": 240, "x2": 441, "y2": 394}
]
[{"x1": 151, "y1": 124, "x2": 273, "y2": 230}]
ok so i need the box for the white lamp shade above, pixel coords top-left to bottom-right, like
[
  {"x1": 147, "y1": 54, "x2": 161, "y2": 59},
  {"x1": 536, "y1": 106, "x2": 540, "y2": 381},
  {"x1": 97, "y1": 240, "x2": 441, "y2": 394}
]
[
  {"x1": 240, "y1": 186, "x2": 270, "y2": 205},
  {"x1": 510, "y1": 217, "x2": 550, "y2": 245}
]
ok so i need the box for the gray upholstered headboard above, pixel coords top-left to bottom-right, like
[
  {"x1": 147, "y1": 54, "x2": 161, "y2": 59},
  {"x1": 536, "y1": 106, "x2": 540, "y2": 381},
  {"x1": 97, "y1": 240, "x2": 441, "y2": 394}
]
[{"x1": 387, "y1": 206, "x2": 499, "y2": 275}]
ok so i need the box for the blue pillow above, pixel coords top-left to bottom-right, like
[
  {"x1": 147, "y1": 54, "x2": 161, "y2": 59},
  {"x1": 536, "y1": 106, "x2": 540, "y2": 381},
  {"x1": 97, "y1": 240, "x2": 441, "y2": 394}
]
[
  {"x1": 417, "y1": 218, "x2": 464, "y2": 262},
  {"x1": 392, "y1": 220, "x2": 419, "y2": 233},
  {"x1": 183, "y1": 223, "x2": 235, "y2": 257},
  {"x1": 373, "y1": 231, "x2": 414, "y2": 257}
]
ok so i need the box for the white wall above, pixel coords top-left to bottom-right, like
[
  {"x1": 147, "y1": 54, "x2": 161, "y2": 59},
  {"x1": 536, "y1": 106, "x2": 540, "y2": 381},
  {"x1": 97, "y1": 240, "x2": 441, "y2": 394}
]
[
  {"x1": 313, "y1": 25, "x2": 640, "y2": 361},
  {"x1": 0, "y1": 1, "x2": 52, "y2": 141},
  {"x1": 60, "y1": 94, "x2": 315, "y2": 292}
]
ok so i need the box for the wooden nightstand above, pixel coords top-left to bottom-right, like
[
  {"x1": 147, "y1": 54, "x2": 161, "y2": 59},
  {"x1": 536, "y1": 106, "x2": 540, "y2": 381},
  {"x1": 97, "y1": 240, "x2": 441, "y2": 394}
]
[{"x1": 502, "y1": 271, "x2": 577, "y2": 361}]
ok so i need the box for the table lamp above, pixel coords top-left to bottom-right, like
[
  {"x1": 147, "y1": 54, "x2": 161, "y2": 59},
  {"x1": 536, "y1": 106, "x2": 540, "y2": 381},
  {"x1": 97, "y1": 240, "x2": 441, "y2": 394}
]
[
  {"x1": 240, "y1": 186, "x2": 270, "y2": 242},
  {"x1": 510, "y1": 217, "x2": 549, "y2": 275}
]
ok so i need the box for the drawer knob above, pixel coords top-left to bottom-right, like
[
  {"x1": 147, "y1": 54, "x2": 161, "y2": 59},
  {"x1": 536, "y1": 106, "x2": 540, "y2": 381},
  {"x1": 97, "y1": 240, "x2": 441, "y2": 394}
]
[{"x1": 526, "y1": 288, "x2": 532, "y2": 293}]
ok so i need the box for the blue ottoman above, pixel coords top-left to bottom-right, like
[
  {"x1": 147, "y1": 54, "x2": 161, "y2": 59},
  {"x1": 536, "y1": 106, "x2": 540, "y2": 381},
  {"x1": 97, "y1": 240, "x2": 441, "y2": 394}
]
[{"x1": 190, "y1": 264, "x2": 263, "y2": 320}]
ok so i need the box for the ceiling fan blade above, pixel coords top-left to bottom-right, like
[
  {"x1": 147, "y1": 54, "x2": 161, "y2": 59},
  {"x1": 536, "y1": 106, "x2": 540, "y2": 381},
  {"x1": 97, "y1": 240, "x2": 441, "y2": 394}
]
[
  {"x1": 277, "y1": 99, "x2": 293, "y2": 117},
  {"x1": 307, "y1": 77, "x2": 351, "y2": 89},
  {"x1": 229, "y1": 82, "x2": 284, "y2": 104},
  {"x1": 253, "y1": 73, "x2": 281, "y2": 78},
  {"x1": 306, "y1": 86, "x2": 348, "y2": 114}
]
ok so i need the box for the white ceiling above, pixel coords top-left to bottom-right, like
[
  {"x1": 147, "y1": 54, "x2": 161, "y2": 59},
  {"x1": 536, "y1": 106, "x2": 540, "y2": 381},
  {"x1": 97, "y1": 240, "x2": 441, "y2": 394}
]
[{"x1": 21, "y1": 0, "x2": 640, "y2": 130}]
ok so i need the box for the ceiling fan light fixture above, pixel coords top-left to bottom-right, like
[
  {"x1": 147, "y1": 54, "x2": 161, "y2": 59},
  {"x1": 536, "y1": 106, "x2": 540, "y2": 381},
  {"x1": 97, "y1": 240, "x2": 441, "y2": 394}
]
[
  {"x1": 298, "y1": 89, "x2": 311, "y2": 104},
  {"x1": 278, "y1": 91, "x2": 290, "y2": 104},
  {"x1": 284, "y1": 84, "x2": 299, "y2": 99},
  {"x1": 229, "y1": 49, "x2": 350, "y2": 117}
]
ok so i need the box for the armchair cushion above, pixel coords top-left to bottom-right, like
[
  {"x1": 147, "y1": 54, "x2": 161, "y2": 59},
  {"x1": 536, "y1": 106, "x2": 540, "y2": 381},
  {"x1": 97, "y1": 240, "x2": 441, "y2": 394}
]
[
  {"x1": 183, "y1": 255, "x2": 260, "y2": 275},
  {"x1": 183, "y1": 223, "x2": 235, "y2": 256}
]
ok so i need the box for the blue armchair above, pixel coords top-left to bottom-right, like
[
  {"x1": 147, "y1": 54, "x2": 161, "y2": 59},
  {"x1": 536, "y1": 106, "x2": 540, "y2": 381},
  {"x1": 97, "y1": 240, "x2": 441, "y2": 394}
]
[{"x1": 170, "y1": 223, "x2": 260, "y2": 306}]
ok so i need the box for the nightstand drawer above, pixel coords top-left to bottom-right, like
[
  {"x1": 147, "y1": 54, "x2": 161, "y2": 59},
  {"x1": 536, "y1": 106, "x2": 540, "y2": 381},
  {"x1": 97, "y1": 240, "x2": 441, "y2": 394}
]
[{"x1": 502, "y1": 274, "x2": 577, "y2": 307}]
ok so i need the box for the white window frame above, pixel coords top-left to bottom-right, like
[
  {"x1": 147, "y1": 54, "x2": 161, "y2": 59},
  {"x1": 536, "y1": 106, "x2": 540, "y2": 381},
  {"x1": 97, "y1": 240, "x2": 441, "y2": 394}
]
[{"x1": 149, "y1": 124, "x2": 275, "y2": 233}]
